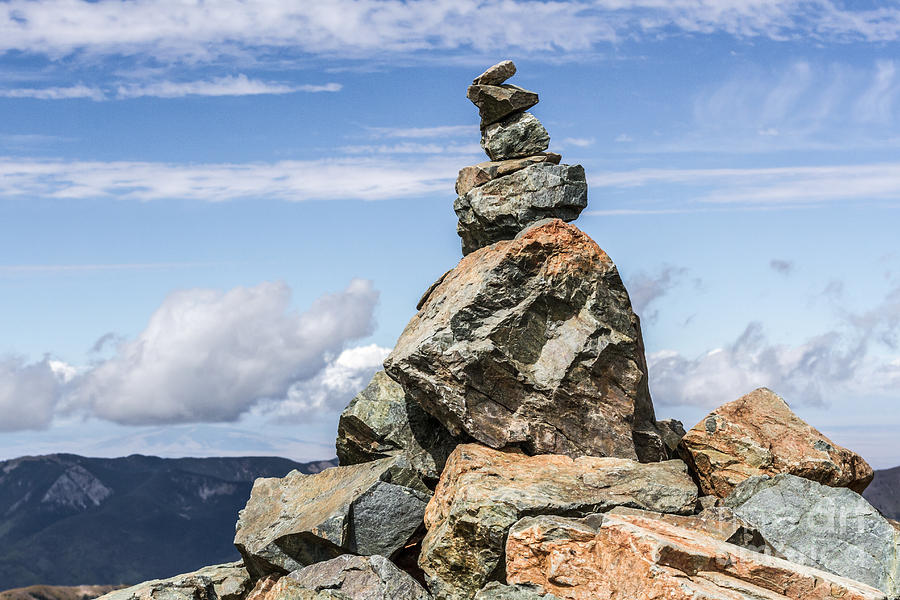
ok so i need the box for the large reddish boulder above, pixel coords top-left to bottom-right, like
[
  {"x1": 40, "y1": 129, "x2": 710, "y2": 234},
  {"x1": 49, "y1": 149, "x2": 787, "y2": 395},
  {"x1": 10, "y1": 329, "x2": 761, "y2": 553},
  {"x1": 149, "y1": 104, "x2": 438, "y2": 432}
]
[
  {"x1": 384, "y1": 220, "x2": 668, "y2": 462},
  {"x1": 678, "y1": 387, "x2": 873, "y2": 497},
  {"x1": 505, "y1": 510, "x2": 887, "y2": 600}
]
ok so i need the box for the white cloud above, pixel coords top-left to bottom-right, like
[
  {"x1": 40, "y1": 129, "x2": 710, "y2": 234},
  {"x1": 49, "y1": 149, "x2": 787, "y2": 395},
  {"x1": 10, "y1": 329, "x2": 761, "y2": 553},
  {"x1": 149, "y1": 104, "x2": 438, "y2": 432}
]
[
  {"x1": 688, "y1": 60, "x2": 900, "y2": 151},
  {"x1": 4, "y1": 1, "x2": 900, "y2": 64},
  {"x1": 0, "y1": 261, "x2": 222, "y2": 274},
  {"x1": 0, "y1": 357, "x2": 66, "y2": 431},
  {"x1": 271, "y1": 343, "x2": 392, "y2": 417},
  {"x1": 614, "y1": 133, "x2": 633, "y2": 143},
  {"x1": 0, "y1": 156, "x2": 462, "y2": 202},
  {"x1": 0, "y1": 85, "x2": 105, "y2": 100},
  {"x1": 588, "y1": 162, "x2": 900, "y2": 210},
  {"x1": 71, "y1": 279, "x2": 380, "y2": 425},
  {"x1": 115, "y1": 75, "x2": 341, "y2": 99},
  {"x1": 626, "y1": 265, "x2": 699, "y2": 322},
  {"x1": 0, "y1": 75, "x2": 340, "y2": 101},
  {"x1": 560, "y1": 137, "x2": 595, "y2": 148},
  {"x1": 338, "y1": 142, "x2": 482, "y2": 155},
  {"x1": 367, "y1": 125, "x2": 477, "y2": 139}
]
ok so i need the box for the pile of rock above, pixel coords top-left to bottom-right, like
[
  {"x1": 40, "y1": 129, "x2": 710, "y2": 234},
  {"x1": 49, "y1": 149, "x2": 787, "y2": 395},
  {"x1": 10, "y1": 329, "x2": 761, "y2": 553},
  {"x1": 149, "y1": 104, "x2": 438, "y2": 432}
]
[{"x1": 101, "y1": 61, "x2": 899, "y2": 600}]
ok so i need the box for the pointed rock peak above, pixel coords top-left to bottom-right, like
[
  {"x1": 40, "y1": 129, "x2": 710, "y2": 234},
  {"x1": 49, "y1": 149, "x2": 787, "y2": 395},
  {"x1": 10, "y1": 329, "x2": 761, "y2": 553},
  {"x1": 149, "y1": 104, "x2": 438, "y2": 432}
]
[
  {"x1": 473, "y1": 60, "x2": 517, "y2": 85},
  {"x1": 679, "y1": 387, "x2": 874, "y2": 497}
]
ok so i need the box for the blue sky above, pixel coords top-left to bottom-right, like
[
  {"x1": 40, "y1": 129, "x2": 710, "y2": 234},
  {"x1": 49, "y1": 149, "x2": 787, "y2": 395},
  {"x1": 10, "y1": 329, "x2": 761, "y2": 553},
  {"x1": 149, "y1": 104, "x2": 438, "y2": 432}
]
[{"x1": 1, "y1": 0, "x2": 899, "y2": 468}]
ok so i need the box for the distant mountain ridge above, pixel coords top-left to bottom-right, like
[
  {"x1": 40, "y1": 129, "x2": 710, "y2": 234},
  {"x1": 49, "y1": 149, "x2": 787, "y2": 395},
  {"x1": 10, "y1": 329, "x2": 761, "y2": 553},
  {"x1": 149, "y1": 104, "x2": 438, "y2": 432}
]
[
  {"x1": 0, "y1": 453, "x2": 336, "y2": 590},
  {"x1": 864, "y1": 465, "x2": 900, "y2": 521}
]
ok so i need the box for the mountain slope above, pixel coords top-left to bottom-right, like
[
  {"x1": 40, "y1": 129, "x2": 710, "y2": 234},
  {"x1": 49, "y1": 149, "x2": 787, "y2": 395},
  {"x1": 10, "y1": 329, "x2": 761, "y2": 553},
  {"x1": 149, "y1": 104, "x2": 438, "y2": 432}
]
[
  {"x1": 0, "y1": 454, "x2": 335, "y2": 590},
  {"x1": 864, "y1": 465, "x2": 900, "y2": 520}
]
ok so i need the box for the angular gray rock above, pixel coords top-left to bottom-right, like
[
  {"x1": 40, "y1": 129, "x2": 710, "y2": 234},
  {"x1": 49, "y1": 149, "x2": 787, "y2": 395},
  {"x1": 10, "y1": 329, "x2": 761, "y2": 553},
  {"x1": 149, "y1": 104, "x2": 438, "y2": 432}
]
[
  {"x1": 336, "y1": 370, "x2": 461, "y2": 483},
  {"x1": 385, "y1": 219, "x2": 664, "y2": 461},
  {"x1": 480, "y1": 112, "x2": 550, "y2": 161},
  {"x1": 455, "y1": 153, "x2": 561, "y2": 197},
  {"x1": 474, "y1": 582, "x2": 561, "y2": 600},
  {"x1": 472, "y1": 60, "x2": 516, "y2": 86},
  {"x1": 726, "y1": 473, "x2": 900, "y2": 597},
  {"x1": 288, "y1": 555, "x2": 432, "y2": 600},
  {"x1": 453, "y1": 163, "x2": 587, "y2": 255},
  {"x1": 234, "y1": 457, "x2": 431, "y2": 579},
  {"x1": 466, "y1": 84, "x2": 538, "y2": 128},
  {"x1": 98, "y1": 562, "x2": 251, "y2": 600}
]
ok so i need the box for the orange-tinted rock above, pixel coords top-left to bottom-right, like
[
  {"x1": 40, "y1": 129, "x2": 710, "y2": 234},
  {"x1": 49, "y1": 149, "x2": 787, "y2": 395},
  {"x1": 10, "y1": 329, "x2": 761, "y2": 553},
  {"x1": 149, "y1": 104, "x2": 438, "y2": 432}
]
[
  {"x1": 385, "y1": 220, "x2": 668, "y2": 462},
  {"x1": 419, "y1": 444, "x2": 698, "y2": 599},
  {"x1": 679, "y1": 387, "x2": 873, "y2": 497},
  {"x1": 506, "y1": 511, "x2": 887, "y2": 600}
]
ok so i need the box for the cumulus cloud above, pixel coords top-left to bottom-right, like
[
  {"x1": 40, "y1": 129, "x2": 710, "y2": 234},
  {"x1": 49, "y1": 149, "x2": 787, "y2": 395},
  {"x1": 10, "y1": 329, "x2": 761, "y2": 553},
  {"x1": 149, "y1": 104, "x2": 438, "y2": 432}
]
[
  {"x1": 0, "y1": 357, "x2": 67, "y2": 431},
  {"x1": 272, "y1": 343, "x2": 392, "y2": 418},
  {"x1": 649, "y1": 284, "x2": 900, "y2": 409},
  {"x1": 72, "y1": 279, "x2": 379, "y2": 425}
]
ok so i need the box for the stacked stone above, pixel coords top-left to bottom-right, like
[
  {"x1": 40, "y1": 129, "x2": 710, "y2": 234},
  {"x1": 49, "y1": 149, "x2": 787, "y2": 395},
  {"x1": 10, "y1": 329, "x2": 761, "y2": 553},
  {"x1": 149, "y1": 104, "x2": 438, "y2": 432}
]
[
  {"x1": 102, "y1": 61, "x2": 895, "y2": 600},
  {"x1": 454, "y1": 61, "x2": 587, "y2": 256}
]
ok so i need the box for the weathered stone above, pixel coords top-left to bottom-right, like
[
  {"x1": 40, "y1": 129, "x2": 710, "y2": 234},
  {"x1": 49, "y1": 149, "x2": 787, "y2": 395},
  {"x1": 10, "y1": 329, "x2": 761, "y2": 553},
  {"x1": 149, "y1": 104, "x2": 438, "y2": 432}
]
[
  {"x1": 246, "y1": 577, "x2": 349, "y2": 600},
  {"x1": 454, "y1": 165, "x2": 587, "y2": 255},
  {"x1": 234, "y1": 457, "x2": 431, "y2": 579},
  {"x1": 506, "y1": 512, "x2": 887, "y2": 600},
  {"x1": 336, "y1": 371, "x2": 461, "y2": 483},
  {"x1": 680, "y1": 387, "x2": 874, "y2": 497},
  {"x1": 418, "y1": 444, "x2": 697, "y2": 600},
  {"x1": 99, "y1": 563, "x2": 251, "y2": 600},
  {"x1": 656, "y1": 418, "x2": 686, "y2": 455},
  {"x1": 473, "y1": 60, "x2": 517, "y2": 86},
  {"x1": 474, "y1": 582, "x2": 561, "y2": 600},
  {"x1": 455, "y1": 153, "x2": 561, "y2": 197},
  {"x1": 384, "y1": 219, "x2": 662, "y2": 460},
  {"x1": 726, "y1": 473, "x2": 900, "y2": 597},
  {"x1": 467, "y1": 84, "x2": 538, "y2": 127},
  {"x1": 288, "y1": 555, "x2": 431, "y2": 600},
  {"x1": 608, "y1": 506, "x2": 781, "y2": 556},
  {"x1": 480, "y1": 112, "x2": 550, "y2": 161},
  {"x1": 416, "y1": 269, "x2": 452, "y2": 310}
]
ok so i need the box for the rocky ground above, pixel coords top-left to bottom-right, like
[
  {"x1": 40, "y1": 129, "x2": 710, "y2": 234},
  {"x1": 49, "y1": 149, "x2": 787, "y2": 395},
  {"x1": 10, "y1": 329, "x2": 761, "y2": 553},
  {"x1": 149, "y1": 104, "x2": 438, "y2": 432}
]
[{"x1": 97, "y1": 60, "x2": 900, "y2": 600}]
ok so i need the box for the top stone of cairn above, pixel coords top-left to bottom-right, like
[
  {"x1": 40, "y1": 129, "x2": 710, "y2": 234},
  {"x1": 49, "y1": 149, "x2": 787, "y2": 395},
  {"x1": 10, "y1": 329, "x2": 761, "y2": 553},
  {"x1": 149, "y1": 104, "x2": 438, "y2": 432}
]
[{"x1": 473, "y1": 60, "x2": 516, "y2": 86}]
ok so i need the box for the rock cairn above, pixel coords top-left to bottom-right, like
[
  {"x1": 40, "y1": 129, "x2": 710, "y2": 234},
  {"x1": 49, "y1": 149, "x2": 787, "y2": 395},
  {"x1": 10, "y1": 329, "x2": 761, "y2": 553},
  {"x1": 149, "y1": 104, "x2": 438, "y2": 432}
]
[{"x1": 101, "y1": 61, "x2": 895, "y2": 600}]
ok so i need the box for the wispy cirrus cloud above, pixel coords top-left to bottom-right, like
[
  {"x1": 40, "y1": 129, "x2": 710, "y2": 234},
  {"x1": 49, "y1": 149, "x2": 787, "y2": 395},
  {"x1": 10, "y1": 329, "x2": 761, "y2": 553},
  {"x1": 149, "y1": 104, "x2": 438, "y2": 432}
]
[
  {"x1": 3, "y1": 1, "x2": 900, "y2": 65},
  {"x1": 588, "y1": 162, "x2": 900, "y2": 213},
  {"x1": 683, "y1": 60, "x2": 900, "y2": 152},
  {"x1": 0, "y1": 75, "x2": 340, "y2": 101},
  {"x1": 0, "y1": 156, "x2": 461, "y2": 202},
  {"x1": 0, "y1": 84, "x2": 105, "y2": 100}
]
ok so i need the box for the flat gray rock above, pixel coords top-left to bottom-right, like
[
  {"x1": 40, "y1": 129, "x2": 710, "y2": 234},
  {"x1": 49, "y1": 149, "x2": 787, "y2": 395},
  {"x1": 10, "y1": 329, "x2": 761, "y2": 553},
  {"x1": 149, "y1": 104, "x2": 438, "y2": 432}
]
[
  {"x1": 336, "y1": 370, "x2": 462, "y2": 483},
  {"x1": 455, "y1": 153, "x2": 561, "y2": 197},
  {"x1": 480, "y1": 112, "x2": 550, "y2": 161},
  {"x1": 289, "y1": 555, "x2": 431, "y2": 600},
  {"x1": 385, "y1": 218, "x2": 666, "y2": 462},
  {"x1": 472, "y1": 60, "x2": 516, "y2": 86},
  {"x1": 466, "y1": 84, "x2": 538, "y2": 128},
  {"x1": 474, "y1": 582, "x2": 561, "y2": 600},
  {"x1": 454, "y1": 163, "x2": 587, "y2": 256},
  {"x1": 98, "y1": 562, "x2": 251, "y2": 600},
  {"x1": 726, "y1": 473, "x2": 900, "y2": 597},
  {"x1": 234, "y1": 457, "x2": 430, "y2": 579}
]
